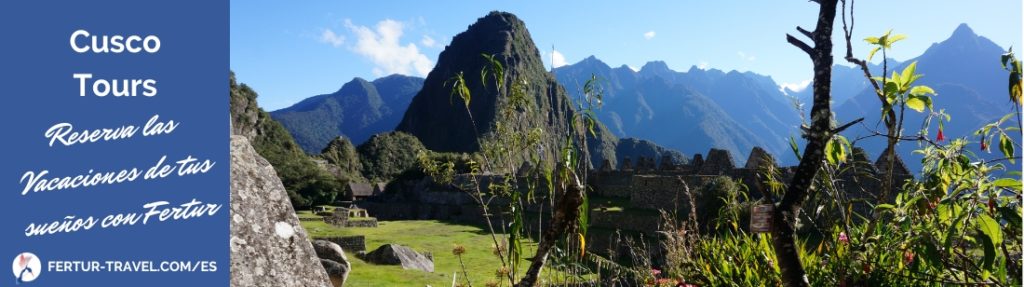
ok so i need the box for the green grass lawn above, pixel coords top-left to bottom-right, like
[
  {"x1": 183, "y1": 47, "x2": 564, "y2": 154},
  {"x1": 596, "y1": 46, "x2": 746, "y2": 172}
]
[{"x1": 301, "y1": 219, "x2": 545, "y2": 286}]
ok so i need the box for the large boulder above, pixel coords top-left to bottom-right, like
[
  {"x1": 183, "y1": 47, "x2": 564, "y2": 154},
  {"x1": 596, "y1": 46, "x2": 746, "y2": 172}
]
[
  {"x1": 230, "y1": 135, "x2": 332, "y2": 287},
  {"x1": 362, "y1": 244, "x2": 434, "y2": 272},
  {"x1": 319, "y1": 259, "x2": 350, "y2": 287},
  {"x1": 312, "y1": 240, "x2": 351, "y2": 287}
]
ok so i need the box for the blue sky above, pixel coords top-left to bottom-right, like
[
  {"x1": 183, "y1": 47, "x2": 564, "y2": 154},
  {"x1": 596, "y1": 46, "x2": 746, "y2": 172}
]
[{"x1": 231, "y1": 0, "x2": 1022, "y2": 111}]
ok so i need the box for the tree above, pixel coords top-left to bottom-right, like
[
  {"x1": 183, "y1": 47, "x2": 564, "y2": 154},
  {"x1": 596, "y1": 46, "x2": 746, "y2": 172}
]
[
  {"x1": 356, "y1": 131, "x2": 427, "y2": 182},
  {"x1": 772, "y1": 0, "x2": 850, "y2": 285}
]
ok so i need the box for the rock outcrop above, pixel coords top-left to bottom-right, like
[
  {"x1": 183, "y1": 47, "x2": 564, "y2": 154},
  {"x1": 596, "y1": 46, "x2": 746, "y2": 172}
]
[
  {"x1": 312, "y1": 240, "x2": 351, "y2": 287},
  {"x1": 362, "y1": 244, "x2": 434, "y2": 272},
  {"x1": 229, "y1": 135, "x2": 332, "y2": 287}
]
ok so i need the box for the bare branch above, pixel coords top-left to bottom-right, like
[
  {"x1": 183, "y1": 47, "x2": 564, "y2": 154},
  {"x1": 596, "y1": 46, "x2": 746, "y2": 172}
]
[
  {"x1": 832, "y1": 117, "x2": 864, "y2": 134},
  {"x1": 787, "y1": 34, "x2": 815, "y2": 56},
  {"x1": 797, "y1": 26, "x2": 815, "y2": 39}
]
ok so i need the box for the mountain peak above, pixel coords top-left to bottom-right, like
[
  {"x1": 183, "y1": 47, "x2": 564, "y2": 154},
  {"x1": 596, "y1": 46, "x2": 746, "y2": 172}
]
[
  {"x1": 640, "y1": 60, "x2": 670, "y2": 73},
  {"x1": 951, "y1": 23, "x2": 976, "y2": 39},
  {"x1": 577, "y1": 55, "x2": 610, "y2": 69},
  {"x1": 396, "y1": 10, "x2": 603, "y2": 167},
  {"x1": 337, "y1": 77, "x2": 375, "y2": 94}
]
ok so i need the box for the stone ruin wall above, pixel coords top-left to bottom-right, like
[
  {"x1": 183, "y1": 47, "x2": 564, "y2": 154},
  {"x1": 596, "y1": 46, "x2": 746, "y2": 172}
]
[
  {"x1": 589, "y1": 147, "x2": 908, "y2": 234},
  {"x1": 316, "y1": 236, "x2": 367, "y2": 253}
]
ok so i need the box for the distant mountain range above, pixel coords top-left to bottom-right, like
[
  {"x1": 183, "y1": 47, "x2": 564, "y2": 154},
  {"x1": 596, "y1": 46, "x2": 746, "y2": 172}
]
[
  {"x1": 268, "y1": 21, "x2": 1016, "y2": 173},
  {"x1": 835, "y1": 23, "x2": 1020, "y2": 172},
  {"x1": 271, "y1": 75, "x2": 423, "y2": 153},
  {"x1": 554, "y1": 57, "x2": 801, "y2": 166},
  {"x1": 555, "y1": 23, "x2": 1018, "y2": 170}
]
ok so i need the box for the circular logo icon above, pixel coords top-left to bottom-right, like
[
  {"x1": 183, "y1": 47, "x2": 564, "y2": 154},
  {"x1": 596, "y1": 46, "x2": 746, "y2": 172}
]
[{"x1": 12, "y1": 252, "x2": 41, "y2": 283}]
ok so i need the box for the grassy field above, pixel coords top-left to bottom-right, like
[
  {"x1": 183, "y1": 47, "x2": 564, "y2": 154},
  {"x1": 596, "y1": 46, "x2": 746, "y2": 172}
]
[{"x1": 301, "y1": 218, "x2": 542, "y2": 286}]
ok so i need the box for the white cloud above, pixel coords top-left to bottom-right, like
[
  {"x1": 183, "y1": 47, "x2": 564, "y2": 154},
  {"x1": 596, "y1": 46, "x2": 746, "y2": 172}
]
[
  {"x1": 737, "y1": 51, "x2": 756, "y2": 61},
  {"x1": 643, "y1": 31, "x2": 656, "y2": 40},
  {"x1": 345, "y1": 19, "x2": 433, "y2": 77},
  {"x1": 780, "y1": 79, "x2": 813, "y2": 93},
  {"x1": 551, "y1": 49, "x2": 567, "y2": 68},
  {"x1": 697, "y1": 61, "x2": 710, "y2": 70},
  {"x1": 319, "y1": 29, "x2": 345, "y2": 47},
  {"x1": 420, "y1": 35, "x2": 437, "y2": 48}
]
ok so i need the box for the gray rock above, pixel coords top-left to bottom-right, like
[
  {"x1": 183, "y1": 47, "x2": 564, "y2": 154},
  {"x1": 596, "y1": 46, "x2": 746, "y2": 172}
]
[
  {"x1": 312, "y1": 240, "x2": 351, "y2": 286},
  {"x1": 230, "y1": 135, "x2": 332, "y2": 287},
  {"x1": 319, "y1": 259, "x2": 350, "y2": 287},
  {"x1": 362, "y1": 244, "x2": 434, "y2": 272}
]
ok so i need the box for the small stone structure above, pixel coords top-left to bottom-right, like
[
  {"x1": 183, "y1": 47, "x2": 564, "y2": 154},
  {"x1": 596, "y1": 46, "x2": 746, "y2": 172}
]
[
  {"x1": 325, "y1": 206, "x2": 379, "y2": 228},
  {"x1": 698, "y1": 148, "x2": 736, "y2": 175},
  {"x1": 744, "y1": 147, "x2": 775, "y2": 170},
  {"x1": 620, "y1": 156, "x2": 633, "y2": 171},
  {"x1": 342, "y1": 183, "x2": 375, "y2": 202},
  {"x1": 317, "y1": 236, "x2": 367, "y2": 253}
]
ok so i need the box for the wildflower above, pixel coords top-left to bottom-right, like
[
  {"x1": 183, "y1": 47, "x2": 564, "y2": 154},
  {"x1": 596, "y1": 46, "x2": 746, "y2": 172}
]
[
  {"x1": 862, "y1": 263, "x2": 871, "y2": 273},
  {"x1": 838, "y1": 232, "x2": 849, "y2": 244},
  {"x1": 903, "y1": 250, "x2": 915, "y2": 265},
  {"x1": 452, "y1": 244, "x2": 466, "y2": 256},
  {"x1": 651, "y1": 268, "x2": 662, "y2": 276},
  {"x1": 936, "y1": 128, "x2": 945, "y2": 141},
  {"x1": 492, "y1": 243, "x2": 506, "y2": 256},
  {"x1": 981, "y1": 140, "x2": 988, "y2": 151},
  {"x1": 495, "y1": 266, "x2": 510, "y2": 279}
]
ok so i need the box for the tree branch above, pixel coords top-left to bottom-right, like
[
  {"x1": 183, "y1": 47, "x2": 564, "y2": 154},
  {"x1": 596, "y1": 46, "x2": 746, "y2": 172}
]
[
  {"x1": 797, "y1": 26, "x2": 815, "y2": 39},
  {"x1": 832, "y1": 117, "x2": 864, "y2": 135},
  {"x1": 786, "y1": 34, "x2": 815, "y2": 56}
]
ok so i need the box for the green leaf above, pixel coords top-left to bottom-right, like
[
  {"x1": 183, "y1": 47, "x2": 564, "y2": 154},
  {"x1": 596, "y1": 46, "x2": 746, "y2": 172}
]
[
  {"x1": 867, "y1": 46, "x2": 881, "y2": 62},
  {"x1": 901, "y1": 61, "x2": 918, "y2": 87},
  {"x1": 999, "y1": 206, "x2": 1022, "y2": 229},
  {"x1": 825, "y1": 136, "x2": 847, "y2": 165},
  {"x1": 976, "y1": 213, "x2": 1002, "y2": 246},
  {"x1": 886, "y1": 34, "x2": 907, "y2": 47},
  {"x1": 978, "y1": 231, "x2": 997, "y2": 269},
  {"x1": 890, "y1": 71, "x2": 902, "y2": 91},
  {"x1": 923, "y1": 240, "x2": 943, "y2": 268},
  {"x1": 789, "y1": 136, "x2": 801, "y2": 161},
  {"x1": 874, "y1": 204, "x2": 896, "y2": 212},
  {"x1": 992, "y1": 178, "x2": 1022, "y2": 190},
  {"x1": 1000, "y1": 133, "x2": 1015, "y2": 163},
  {"x1": 909, "y1": 85, "x2": 935, "y2": 97},
  {"x1": 906, "y1": 96, "x2": 926, "y2": 112}
]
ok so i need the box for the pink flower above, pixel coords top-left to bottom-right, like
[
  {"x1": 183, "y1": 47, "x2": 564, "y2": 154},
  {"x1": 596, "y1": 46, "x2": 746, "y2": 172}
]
[
  {"x1": 651, "y1": 268, "x2": 662, "y2": 276},
  {"x1": 838, "y1": 232, "x2": 849, "y2": 244},
  {"x1": 903, "y1": 250, "x2": 915, "y2": 265}
]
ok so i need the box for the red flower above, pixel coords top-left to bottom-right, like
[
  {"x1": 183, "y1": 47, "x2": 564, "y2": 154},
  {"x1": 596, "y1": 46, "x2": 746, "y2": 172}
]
[
  {"x1": 989, "y1": 196, "x2": 996, "y2": 213},
  {"x1": 903, "y1": 250, "x2": 915, "y2": 265},
  {"x1": 838, "y1": 232, "x2": 849, "y2": 244},
  {"x1": 862, "y1": 263, "x2": 871, "y2": 273},
  {"x1": 981, "y1": 140, "x2": 988, "y2": 151},
  {"x1": 936, "y1": 128, "x2": 945, "y2": 141}
]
